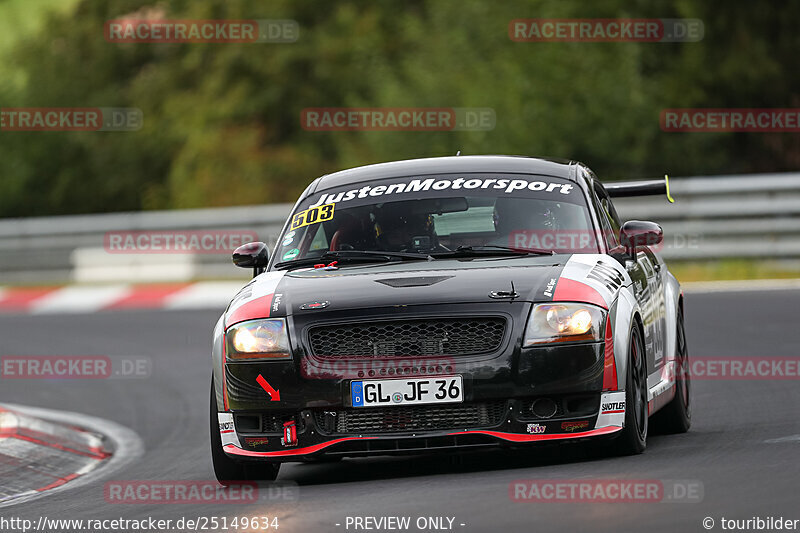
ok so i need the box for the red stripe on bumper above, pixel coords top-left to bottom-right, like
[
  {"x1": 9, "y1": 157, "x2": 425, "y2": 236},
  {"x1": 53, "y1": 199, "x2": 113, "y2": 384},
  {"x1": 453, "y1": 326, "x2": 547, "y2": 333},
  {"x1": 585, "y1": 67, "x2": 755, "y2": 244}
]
[
  {"x1": 222, "y1": 426, "x2": 622, "y2": 457},
  {"x1": 446, "y1": 426, "x2": 622, "y2": 442},
  {"x1": 224, "y1": 437, "x2": 376, "y2": 457}
]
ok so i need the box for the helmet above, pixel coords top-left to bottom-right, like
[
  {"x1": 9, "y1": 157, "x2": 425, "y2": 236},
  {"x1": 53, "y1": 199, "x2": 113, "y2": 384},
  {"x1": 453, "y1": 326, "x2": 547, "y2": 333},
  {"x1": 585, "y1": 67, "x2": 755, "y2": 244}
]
[
  {"x1": 493, "y1": 198, "x2": 558, "y2": 234},
  {"x1": 374, "y1": 202, "x2": 434, "y2": 251}
]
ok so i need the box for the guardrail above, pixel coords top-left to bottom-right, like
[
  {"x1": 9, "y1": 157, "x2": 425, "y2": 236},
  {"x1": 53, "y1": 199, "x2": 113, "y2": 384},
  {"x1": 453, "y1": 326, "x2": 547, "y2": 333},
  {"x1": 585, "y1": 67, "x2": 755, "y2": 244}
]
[{"x1": 0, "y1": 173, "x2": 798, "y2": 285}]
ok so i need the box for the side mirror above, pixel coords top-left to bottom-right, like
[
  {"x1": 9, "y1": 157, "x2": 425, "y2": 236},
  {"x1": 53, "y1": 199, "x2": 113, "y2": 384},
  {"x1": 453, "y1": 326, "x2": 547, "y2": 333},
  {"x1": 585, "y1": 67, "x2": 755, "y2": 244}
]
[
  {"x1": 232, "y1": 241, "x2": 270, "y2": 277},
  {"x1": 619, "y1": 220, "x2": 663, "y2": 258}
]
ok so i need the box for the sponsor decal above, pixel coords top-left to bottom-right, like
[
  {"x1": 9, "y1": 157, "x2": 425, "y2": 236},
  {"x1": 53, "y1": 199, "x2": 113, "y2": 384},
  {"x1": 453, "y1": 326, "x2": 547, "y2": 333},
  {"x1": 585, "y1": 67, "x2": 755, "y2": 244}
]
[
  {"x1": 587, "y1": 261, "x2": 625, "y2": 292},
  {"x1": 219, "y1": 420, "x2": 235, "y2": 433},
  {"x1": 272, "y1": 293, "x2": 282, "y2": 313},
  {"x1": 526, "y1": 423, "x2": 546, "y2": 434},
  {"x1": 543, "y1": 277, "x2": 556, "y2": 297},
  {"x1": 299, "y1": 301, "x2": 329, "y2": 310},
  {"x1": 244, "y1": 437, "x2": 269, "y2": 447},
  {"x1": 289, "y1": 203, "x2": 335, "y2": 230},
  {"x1": 601, "y1": 401, "x2": 626, "y2": 414},
  {"x1": 281, "y1": 248, "x2": 300, "y2": 261},
  {"x1": 561, "y1": 421, "x2": 590, "y2": 432},
  {"x1": 308, "y1": 177, "x2": 575, "y2": 209},
  {"x1": 282, "y1": 421, "x2": 298, "y2": 447},
  {"x1": 281, "y1": 231, "x2": 296, "y2": 246}
]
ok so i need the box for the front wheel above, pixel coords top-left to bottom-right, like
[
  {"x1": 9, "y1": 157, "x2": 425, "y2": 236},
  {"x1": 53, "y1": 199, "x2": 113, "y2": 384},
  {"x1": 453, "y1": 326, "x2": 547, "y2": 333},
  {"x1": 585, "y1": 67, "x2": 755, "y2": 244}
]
[
  {"x1": 613, "y1": 324, "x2": 648, "y2": 455},
  {"x1": 210, "y1": 378, "x2": 280, "y2": 484}
]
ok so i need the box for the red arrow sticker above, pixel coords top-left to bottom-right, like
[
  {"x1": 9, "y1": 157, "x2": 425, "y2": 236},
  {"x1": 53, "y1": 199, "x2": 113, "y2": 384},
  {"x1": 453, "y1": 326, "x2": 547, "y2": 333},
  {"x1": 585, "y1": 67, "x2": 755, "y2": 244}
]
[{"x1": 256, "y1": 374, "x2": 281, "y2": 402}]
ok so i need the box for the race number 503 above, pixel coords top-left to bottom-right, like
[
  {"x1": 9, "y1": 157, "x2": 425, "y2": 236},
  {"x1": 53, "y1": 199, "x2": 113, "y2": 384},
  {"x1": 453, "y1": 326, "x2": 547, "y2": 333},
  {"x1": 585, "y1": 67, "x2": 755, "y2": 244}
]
[{"x1": 290, "y1": 203, "x2": 335, "y2": 230}]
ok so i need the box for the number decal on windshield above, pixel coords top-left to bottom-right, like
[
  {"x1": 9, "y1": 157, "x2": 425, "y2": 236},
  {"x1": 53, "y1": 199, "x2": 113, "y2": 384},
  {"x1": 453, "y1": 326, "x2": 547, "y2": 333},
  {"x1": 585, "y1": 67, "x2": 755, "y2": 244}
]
[{"x1": 290, "y1": 203, "x2": 335, "y2": 230}]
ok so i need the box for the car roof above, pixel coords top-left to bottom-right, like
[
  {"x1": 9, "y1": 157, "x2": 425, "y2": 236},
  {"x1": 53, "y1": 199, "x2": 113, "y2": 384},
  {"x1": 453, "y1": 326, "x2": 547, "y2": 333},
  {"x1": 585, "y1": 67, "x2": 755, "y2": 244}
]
[{"x1": 309, "y1": 155, "x2": 580, "y2": 193}]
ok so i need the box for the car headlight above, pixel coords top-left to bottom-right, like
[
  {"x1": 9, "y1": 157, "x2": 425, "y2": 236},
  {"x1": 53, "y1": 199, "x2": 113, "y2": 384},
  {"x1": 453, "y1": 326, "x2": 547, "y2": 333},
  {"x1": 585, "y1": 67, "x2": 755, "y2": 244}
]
[
  {"x1": 523, "y1": 303, "x2": 605, "y2": 346},
  {"x1": 225, "y1": 319, "x2": 291, "y2": 361}
]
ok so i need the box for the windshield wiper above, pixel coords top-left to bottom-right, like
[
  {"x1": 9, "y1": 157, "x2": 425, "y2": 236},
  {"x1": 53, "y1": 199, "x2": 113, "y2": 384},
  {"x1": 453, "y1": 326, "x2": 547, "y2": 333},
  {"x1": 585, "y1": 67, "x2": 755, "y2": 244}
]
[
  {"x1": 431, "y1": 245, "x2": 555, "y2": 258},
  {"x1": 273, "y1": 250, "x2": 432, "y2": 270}
]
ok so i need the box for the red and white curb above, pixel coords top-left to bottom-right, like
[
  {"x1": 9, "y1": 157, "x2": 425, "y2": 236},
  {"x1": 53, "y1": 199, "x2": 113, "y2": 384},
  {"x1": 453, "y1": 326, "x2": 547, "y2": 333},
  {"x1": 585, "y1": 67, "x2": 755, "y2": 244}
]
[
  {"x1": 0, "y1": 404, "x2": 143, "y2": 508},
  {"x1": 0, "y1": 281, "x2": 245, "y2": 314}
]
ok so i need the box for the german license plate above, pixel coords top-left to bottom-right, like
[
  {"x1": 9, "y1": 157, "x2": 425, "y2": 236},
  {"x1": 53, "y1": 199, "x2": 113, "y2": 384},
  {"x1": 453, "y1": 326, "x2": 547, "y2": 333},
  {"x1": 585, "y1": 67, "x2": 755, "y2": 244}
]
[{"x1": 351, "y1": 376, "x2": 463, "y2": 407}]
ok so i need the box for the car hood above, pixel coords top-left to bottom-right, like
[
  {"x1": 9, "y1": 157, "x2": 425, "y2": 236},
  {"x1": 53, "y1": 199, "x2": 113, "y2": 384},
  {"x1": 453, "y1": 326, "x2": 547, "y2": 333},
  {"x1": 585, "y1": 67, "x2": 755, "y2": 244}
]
[{"x1": 223, "y1": 253, "x2": 628, "y2": 327}]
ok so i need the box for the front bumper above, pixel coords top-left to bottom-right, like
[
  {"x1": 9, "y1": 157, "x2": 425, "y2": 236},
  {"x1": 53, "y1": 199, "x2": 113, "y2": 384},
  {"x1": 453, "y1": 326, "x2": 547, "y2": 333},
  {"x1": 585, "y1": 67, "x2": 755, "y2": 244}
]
[{"x1": 217, "y1": 302, "x2": 626, "y2": 461}]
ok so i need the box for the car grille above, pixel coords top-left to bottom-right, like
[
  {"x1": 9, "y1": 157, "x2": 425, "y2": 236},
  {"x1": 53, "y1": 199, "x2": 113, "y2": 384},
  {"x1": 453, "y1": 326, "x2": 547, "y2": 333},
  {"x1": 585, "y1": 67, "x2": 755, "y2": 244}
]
[
  {"x1": 314, "y1": 401, "x2": 507, "y2": 434},
  {"x1": 307, "y1": 317, "x2": 506, "y2": 358}
]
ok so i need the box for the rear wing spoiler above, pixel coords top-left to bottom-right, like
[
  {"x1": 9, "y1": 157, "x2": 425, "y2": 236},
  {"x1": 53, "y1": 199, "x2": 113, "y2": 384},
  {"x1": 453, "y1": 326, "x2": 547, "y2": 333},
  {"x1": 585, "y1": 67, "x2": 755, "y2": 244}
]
[{"x1": 605, "y1": 174, "x2": 674, "y2": 203}]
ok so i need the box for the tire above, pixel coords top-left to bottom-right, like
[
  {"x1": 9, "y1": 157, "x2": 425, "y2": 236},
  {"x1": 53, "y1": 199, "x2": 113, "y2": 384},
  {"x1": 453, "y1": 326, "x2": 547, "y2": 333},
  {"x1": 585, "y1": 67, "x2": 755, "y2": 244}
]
[
  {"x1": 614, "y1": 323, "x2": 648, "y2": 455},
  {"x1": 210, "y1": 379, "x2": 280, "y2": 484},
  {"x1": 651, "y1": 307, "x2": 691, "y2": 433}
]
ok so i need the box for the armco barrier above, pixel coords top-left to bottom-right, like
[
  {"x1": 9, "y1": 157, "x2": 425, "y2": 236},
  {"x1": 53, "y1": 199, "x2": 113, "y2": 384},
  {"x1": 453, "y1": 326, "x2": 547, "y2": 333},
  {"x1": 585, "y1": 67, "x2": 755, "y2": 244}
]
[{"x1": 0, "y1": 173, "x2": 798, "y2": 284}]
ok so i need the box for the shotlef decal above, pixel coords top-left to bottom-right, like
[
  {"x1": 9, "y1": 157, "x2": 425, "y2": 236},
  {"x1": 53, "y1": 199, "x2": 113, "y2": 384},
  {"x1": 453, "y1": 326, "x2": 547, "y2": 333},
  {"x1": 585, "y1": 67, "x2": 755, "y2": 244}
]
[
  {"x1": 218, "y1": 413, "x2": 237, "y2": 446},
  {"x1": 595, "y1": 391, "x2": 626, "y2": 429},
  {"x1": 601, "y1": 401, "x2": 626, "y2": 414},
  {"x1": 308, "y1": 176, "x2": 575, "y2": 208}
]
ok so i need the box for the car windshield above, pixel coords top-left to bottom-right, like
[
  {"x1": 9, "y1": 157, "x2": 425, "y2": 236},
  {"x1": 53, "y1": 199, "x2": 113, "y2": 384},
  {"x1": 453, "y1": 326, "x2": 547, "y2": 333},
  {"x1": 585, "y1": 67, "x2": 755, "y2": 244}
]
[{"x1": 274, "y1": 173, "x2": 599, "y2": 264}]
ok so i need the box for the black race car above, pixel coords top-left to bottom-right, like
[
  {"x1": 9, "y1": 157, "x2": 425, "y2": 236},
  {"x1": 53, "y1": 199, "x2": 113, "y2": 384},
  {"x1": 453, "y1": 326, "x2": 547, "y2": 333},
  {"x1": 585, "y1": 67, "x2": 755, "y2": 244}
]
[{"x1": 210, "y1": 155, "x2": 691, "y2": 482}]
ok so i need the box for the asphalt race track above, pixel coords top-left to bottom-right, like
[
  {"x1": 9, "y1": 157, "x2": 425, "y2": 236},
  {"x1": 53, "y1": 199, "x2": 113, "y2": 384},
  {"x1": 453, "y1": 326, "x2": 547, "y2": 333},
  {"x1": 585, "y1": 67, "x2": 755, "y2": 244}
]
[{"x1": 1, "y1": 288, "x2": 799, "y2": 533}]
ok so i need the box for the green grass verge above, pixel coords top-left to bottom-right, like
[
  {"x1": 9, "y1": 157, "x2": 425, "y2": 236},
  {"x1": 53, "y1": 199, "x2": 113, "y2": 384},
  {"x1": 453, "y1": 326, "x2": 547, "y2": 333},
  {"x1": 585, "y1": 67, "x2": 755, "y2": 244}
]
[{"x1": 667, "y1": 259, "x2": 800, "y2": 283}]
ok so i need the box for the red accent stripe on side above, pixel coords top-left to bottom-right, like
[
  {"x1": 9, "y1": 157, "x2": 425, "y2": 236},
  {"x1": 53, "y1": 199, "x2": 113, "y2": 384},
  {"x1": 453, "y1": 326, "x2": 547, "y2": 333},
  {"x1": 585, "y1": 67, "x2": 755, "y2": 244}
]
[
  {"x1": 552, "y1": 278, "x2": 607, "y2": 309},
  {"x1": 105, "y1": 284, "x2": 190, "y2": 309},
  {"x1": 226, "y1": 294, "x2": 274, "y2": 327},
  {"x1": 0, "y1": 287, "x2": 58, "y2": 311},
  {"x1": 602, "y1": 410, "x2": 625, "y2": 414},
  {"x1": 603, "y1": 313, "x2": 618, "y2": 391}
]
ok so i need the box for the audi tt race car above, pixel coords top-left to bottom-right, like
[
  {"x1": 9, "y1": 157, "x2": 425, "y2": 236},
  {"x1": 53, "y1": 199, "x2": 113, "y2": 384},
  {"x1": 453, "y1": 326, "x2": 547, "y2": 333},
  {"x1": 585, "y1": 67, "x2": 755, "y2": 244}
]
[{"x1": 210, "y1": 155, "x2": 691, "y2": 482}]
